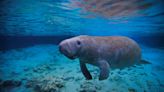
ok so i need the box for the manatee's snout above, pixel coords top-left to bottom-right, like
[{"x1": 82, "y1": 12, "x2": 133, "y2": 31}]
[
  {"x1": 59, "y1": 43, "x2": 64, "y2": 53},
  {"x1": 59, "y1": 42, "x2": 67, "y2": 56},
  {"x1": 59, "y1": 41, "x2": 76, "y2": 60}
]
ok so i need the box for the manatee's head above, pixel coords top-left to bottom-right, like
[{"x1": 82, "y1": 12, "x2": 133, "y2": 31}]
[{"x1": 59, "y1": 36, "x2": 82, "y2": 60}]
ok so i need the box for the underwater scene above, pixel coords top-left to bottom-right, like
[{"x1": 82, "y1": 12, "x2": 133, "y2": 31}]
[{"x1": 0, "y1": 0, "x2": 164, "y2": 92}]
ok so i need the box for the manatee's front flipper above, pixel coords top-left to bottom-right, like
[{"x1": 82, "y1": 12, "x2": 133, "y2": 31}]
[
  {"x1": 80, "y1": 62, "x2": 92, "y2": 80},
  {"x1": 98, "y1": 60, "x2": 110, "y2": 80}
]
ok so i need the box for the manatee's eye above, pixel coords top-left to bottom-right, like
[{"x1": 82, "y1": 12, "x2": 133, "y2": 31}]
[{"x1": 77, "y1": 40, "x2": 81, "y2": 45}]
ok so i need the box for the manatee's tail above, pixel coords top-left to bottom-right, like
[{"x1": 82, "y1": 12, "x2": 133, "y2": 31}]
[{"x1": 138, "y1": 59, "x2": 151, "y2": 64}]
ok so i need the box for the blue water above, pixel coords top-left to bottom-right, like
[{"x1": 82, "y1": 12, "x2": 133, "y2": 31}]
[{"x1": 0, "y1": 0, "x2": 164, "y2": 92}]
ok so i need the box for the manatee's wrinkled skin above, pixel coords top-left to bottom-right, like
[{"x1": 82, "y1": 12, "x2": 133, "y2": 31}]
[{"x1": 59, "y1": 35, "x2": 141, "y2": 80}]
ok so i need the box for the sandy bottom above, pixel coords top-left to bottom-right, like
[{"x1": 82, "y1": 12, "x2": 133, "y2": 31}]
[{"x1": 0, "y1": 44, "x2": 163, "y2": 92}]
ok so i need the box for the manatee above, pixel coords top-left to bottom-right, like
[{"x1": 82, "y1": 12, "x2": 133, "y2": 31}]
[{"x1": 59, "y1": 35, "x2": 146, "y2": 80}]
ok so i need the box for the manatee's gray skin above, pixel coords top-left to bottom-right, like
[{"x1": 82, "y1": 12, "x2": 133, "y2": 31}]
[{"x1": 59, "y1": 35, "x2": 141, "y2": 80}]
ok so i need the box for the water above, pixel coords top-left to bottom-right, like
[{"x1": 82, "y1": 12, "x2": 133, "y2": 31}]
[{"x1": 0, "y1": 0, "x2": 164, "y2": 92}]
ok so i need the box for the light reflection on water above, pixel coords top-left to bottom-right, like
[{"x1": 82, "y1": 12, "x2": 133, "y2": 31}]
[{"x1": 0, "y1": 0, "x2": 163, "y2": 36}]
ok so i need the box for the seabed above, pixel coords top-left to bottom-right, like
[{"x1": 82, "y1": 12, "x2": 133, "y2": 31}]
[{"x1": 0, "y1": 44, "x2": 163, "y2": 92}]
